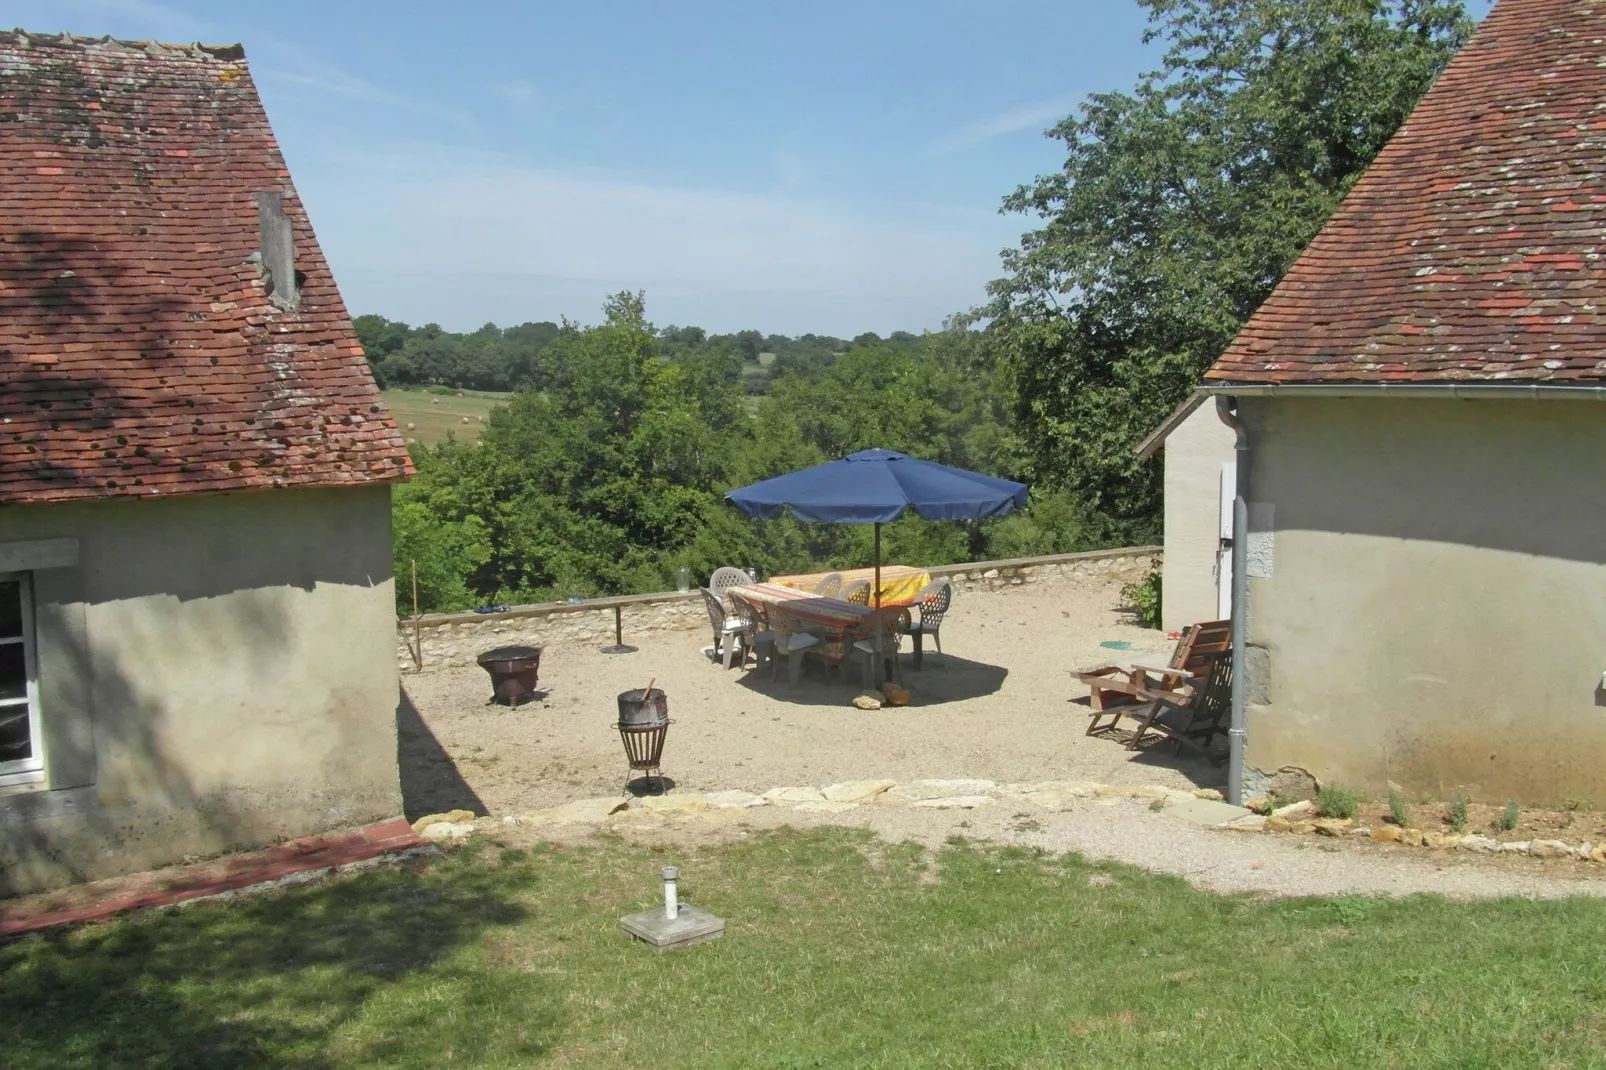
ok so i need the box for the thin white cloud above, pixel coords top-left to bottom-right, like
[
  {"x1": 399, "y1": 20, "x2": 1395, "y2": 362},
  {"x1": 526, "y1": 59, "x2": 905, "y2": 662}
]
[
  {"x1": 492, "y1": 80, "x2": 539, "y2": 110},
  {"x1": 248, "y1": 33, "x2": 476, "y2": 132},
  {"x1": 265, "y1": 66, "x2": 417, "y2": 109},
  {"x1": 300, "y1": 146, "x2": 1016, "y2": 335},
  {"x1": 30, "y1": 0, "x2": 210, "y2": 41},
  {"x1": 926, "y1": 97, "x2": 1079, "y2": 157}
]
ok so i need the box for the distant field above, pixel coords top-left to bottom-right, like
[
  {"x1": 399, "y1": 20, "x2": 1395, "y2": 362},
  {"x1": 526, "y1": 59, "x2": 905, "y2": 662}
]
[{"x1": 383, "y1": 389, "x2": 511, "y2": 447}]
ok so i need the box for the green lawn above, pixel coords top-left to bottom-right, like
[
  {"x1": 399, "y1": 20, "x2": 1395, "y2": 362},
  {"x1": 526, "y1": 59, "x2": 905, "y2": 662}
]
[
  {"x1": 4, "y1": 829, "x2": 1605, "y2": 1068},
  {"x1": 383, "y1": 388, "x2": 511, "y2": 447}
]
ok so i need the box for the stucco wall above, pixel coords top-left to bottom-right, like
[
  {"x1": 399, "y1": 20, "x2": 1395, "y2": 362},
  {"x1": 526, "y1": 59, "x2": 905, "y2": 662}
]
[
  {"x1": 1161, "y1": 401, "x2": 1235, "y2": 632},
  {"x1": 0, "y1": 485, "x2": 400, "y2": 893},
  {"x1": 1240, "y1": 396, "x2": 1606, "y2": 804}
]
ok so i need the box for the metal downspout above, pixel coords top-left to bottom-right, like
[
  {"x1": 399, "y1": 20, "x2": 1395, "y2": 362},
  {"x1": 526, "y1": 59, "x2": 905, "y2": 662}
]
[{"x1": 1215, "y1": 396, "x2": 1250, "y2": 806}]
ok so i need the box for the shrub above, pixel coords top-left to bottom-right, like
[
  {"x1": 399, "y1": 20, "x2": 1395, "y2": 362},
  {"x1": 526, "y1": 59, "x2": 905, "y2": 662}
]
[
  {"x1": 1388, "y1": 791, "x2": 1412, "y2": 828},
  {"x1": 1316, "y1": 786, "x2": 1358, "y2": 820},
  {"x1": 1121, "y1": 568, "x2": 1163, "y2": 630},
  {"x1": 1448, "y1": 796, "x2": 1468, "y2": 832},
  {"x1": 1499, "y1": 800, "x2": 1521, "y2": 831}
]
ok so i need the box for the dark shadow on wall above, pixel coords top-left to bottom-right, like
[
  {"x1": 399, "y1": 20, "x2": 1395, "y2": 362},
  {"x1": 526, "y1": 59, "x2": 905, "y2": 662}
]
[
  {"x1": 0, "y1": 856, "x2": 547, "y2": 1068},
  {"x1": 21, "y1": 487, "x2": 395, "y2": 606},
  {"x1": 0, "y1": 527, "x2": 398, "y2": 896},
  {"x1": 0, "y1": 588, "x2": 278, "y2": 896},
  {"x1": 396, "y1": 687, "x2": 486, "y2": 822},
  {"x1": 1243, "y1": 396, "x2": 1606, "y2": 565}
]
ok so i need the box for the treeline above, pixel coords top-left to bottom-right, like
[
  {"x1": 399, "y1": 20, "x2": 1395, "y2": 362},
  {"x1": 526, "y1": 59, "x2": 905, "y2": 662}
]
[
  {"x1": 355, "y1": 316, "x2": 559, "y2": 392},
  {"x1": 390, "y1": 293, "x2": 1109, "y2": 613},
  {"x1": 356, "y1": 313, "x2": 923, "y2": 398}
]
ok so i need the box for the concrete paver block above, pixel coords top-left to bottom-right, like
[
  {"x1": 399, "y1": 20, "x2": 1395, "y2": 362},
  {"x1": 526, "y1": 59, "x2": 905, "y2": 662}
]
[
  {"x1": 1166, "y1": 797, "x2": 1254, "y2": 826},
  {"x1": 620, "y1": 904, "x2": 725, "y2": 952}
]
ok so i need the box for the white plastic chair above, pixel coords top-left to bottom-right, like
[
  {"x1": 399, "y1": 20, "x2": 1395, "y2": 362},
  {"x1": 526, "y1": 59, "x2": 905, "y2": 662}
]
[
  {"x1": 709, "y1": 566, "x2": 751, "y2": 606},
  {"x1": 700, "y1": 587, "x2": 745, "y2": 667},
  {"x1": 908, "y1": 580, "x2": 952, "y2": 669},
  {"x1": 852, "y1": 609, "x2": 906, "y2": 687},
  {"x1": 728, "y1": 592, "x2": 776, "y2": 673}
]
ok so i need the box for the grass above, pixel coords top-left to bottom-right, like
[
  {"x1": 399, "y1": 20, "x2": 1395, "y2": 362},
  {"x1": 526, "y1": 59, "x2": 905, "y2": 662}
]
[
  {"x1": 1500, "y1": 800, "x2": 1522, "y2": 832},
  {"x1": 1315, "y1": 785, "x2": 1358, "y2": 820},
  {"x1": 4, "y1": 828, "x2": 1606, "y2": 1068},
  {"x1": 1450, "y1": 796, "x2": 1469, "y2": 833},
  {"x1": 1389, "y1": 791, "x2": 1413, "y2": 828},
  {"x1": 383, "y1": 388, "x2": 511, "y2": 446}
]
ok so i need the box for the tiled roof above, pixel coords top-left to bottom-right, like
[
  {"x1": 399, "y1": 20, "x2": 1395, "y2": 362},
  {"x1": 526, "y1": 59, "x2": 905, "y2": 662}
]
[
  {"x1": 0, "y1": 30, "x2": 412, "y2": 505},
  {"x1": 1207, "y1": 0, "x2": 1606, "y2": 386}
]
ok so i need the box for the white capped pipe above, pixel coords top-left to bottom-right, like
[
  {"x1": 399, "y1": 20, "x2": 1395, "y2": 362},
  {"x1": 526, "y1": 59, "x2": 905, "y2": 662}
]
[{"x1": 662, "y1": 866, "x2": 680, "y2": 920}]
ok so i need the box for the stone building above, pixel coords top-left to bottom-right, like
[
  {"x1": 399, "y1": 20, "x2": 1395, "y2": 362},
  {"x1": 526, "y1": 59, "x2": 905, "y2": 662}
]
[{"x1": 1201, "y1": 0, "x2": 1606, "y2": 802}]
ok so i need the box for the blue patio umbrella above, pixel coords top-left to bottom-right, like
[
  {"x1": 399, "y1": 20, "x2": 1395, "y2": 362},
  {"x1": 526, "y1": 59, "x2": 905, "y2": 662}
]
[{"x1": 725, "y1": 449, "x2": 1028, "y2": 679}]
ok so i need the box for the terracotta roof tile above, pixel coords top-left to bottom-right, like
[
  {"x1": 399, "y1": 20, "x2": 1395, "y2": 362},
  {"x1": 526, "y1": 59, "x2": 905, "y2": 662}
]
[
  {"x1": 1206, "y1": 0, "x2": 1606, "y2": 386},
  {"x1": 0, "y1": 30, "x2": 413, "y2": 504}
]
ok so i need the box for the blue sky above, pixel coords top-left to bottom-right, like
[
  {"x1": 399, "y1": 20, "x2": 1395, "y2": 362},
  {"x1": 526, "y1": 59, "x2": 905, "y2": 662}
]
[{"x1": 22, "y1": 0, "x2": 1492, "y2": 336}]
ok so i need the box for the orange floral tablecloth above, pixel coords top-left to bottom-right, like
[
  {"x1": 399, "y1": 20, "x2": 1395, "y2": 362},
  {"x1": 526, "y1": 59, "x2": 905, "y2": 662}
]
[
  {"x1": 767, "y1": 565, "x2": 931, "y2": 608},
  {"x1": 732, "y1": 582, "x2": 890, "y2": 663}
]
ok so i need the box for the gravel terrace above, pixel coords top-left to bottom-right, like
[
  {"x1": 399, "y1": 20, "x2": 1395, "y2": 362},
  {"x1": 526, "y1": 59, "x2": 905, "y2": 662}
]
[
  {"x1": 401, "y1": 576, "x2": 1606, "y2": 900},
  {"x1": 400, "y1": 576, "x2": 1192, "y2": 814}
]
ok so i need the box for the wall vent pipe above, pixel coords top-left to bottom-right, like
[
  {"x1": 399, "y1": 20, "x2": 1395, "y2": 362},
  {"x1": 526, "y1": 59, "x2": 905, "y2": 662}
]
[{"x1": 1215, "y1": 395, "x2": 1250, "y2": 807}]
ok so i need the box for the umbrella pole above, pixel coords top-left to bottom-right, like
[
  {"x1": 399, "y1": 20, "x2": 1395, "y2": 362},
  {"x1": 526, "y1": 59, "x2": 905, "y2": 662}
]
[
  {"x1": 873, "y1": 522, "x2": 883, "y2": 690},
  {"x1": 874, "y1": 522, "x2": 882, "y2": 612}
]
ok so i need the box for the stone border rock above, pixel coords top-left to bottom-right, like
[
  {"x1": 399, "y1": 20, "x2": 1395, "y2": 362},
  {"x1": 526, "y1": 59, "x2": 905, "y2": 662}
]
[
  {"x1": 426, "y1": 779, "x2": 1606, "y2": 869},
  {"x1": 1230, "y1": 806, "x2": 1606, "y2": 864},
  {"x1": 447, "y1": 778, "x2": 1226, "y2": 835}
]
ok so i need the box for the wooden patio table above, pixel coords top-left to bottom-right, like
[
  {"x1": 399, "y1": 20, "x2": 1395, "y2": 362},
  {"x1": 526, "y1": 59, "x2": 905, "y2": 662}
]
[
  {"x1": 768, "y1": 564, "x2": 931, "y2": 607},
  {"x1": 732, "y1": 582, "x2": 886, "y2": 664}
]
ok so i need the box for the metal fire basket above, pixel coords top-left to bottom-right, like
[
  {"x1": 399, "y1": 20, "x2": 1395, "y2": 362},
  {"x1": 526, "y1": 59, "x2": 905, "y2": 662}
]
[
  {"x1": 616, "y1": 687, "x2": 671, "y2": 791},
  {"x1": 477, "y1": 645, "x2": 543, "y2": 707}
]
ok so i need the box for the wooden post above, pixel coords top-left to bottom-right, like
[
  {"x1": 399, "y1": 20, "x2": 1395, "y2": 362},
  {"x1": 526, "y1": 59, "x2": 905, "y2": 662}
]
[{"x1": 410, "y1": 559, "x2": 423, "y2": 671}]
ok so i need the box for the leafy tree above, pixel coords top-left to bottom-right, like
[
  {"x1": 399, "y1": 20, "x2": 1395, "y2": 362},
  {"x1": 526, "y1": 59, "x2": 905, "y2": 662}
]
[
  {"x1": 352, "y1": 314, "x2": 411, "y2": 365},
  {"x1": 980, "y1": 0, "x2": 1472, "y2": 538},
  {"x1": 398, "y1": 293, "x2": 768, "y2": 608},
  {"x1": 730, "y1": 329, "x2": 765, "y2": 364},
  {"x1": 391, "y1": 484, "x2": 492, "y2": 614}
]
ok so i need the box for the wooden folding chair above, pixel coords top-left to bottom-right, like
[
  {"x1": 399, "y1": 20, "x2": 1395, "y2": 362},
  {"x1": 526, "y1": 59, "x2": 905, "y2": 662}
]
[
  {"x1": 1079, "y1": 620, "x2": 1229, "y2": 736},
  {"x1": 1123, "y1": 651, "x2": 1234, "y2": 753}
]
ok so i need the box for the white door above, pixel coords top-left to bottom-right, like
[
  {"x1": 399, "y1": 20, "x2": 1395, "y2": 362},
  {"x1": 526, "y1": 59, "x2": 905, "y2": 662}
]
[
  {"x1": 1216, "y1": 462, "x2": 1235, "y2": 620},
  {"x1": 1216, "y1": 549, "x2": 1233, "y2": 620}
]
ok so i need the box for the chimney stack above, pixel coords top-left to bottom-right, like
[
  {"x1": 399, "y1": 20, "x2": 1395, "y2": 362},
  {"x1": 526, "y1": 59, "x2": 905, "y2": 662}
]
[{"x1": 256, "y1": 191, "x2": 300, "y2": 312}]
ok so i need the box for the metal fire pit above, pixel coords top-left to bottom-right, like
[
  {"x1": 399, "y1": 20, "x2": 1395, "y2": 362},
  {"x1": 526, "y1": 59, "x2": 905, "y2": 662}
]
[
  {"x1": 617, "y1": 687, "x2": 671, "y2": 791},
  {"x1": 477, "y1": 645, "x2": 543, "y2": 707}
]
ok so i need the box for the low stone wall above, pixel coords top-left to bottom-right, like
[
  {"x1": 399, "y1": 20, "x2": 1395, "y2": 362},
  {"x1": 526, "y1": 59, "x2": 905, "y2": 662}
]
[
  {"x1": 928, "y1": 546, "x2": 1158, "y2": 593},
  {"x1": 398, "y1": 546, "x2": 1159, "y2": 669}
]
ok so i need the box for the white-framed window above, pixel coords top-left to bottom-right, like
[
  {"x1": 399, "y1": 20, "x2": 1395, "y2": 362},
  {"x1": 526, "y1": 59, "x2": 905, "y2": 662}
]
[{"x1": 0, "y1": 572, "x2": 43, "y2": 786}]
